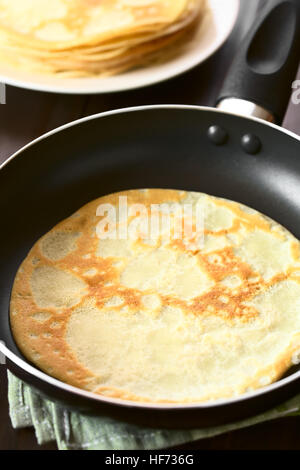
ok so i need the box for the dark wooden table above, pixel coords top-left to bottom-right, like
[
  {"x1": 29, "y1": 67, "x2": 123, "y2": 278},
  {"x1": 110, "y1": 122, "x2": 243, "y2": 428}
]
[{"x1": 1, "y1": 0, "x2": 300, "y2": 450}]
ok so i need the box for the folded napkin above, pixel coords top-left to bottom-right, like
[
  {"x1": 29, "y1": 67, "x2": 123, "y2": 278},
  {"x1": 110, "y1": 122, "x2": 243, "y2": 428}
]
[{"x1": 8, "y1": 371, "x2": 300, "y2": 450}]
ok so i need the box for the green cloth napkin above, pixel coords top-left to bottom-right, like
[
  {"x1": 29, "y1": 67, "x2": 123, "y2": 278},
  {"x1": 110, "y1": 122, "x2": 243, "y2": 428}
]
[{"x1": 7, "y1": 371, "x2": 300, "y2": 450}]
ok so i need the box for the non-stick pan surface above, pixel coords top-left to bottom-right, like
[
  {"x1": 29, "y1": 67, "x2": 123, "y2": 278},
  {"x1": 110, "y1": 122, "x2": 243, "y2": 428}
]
[{"x1": 1, "y1": 105, "x2": 300, "y2": 428}]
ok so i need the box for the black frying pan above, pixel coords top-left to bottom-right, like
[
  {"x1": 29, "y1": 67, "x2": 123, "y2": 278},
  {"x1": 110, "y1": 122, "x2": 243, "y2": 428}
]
[{"x1": 1, "y1": 0, "x2": 300, "y2": 429}]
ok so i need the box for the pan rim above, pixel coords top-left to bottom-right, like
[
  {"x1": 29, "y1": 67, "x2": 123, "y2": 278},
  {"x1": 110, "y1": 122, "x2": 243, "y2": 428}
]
[
  {"x1": 1, "y1": 104, "x2": 300, "y2": 174},
  {"x1": 1, "y1": 103, "x2": 300, "y2": 410}
]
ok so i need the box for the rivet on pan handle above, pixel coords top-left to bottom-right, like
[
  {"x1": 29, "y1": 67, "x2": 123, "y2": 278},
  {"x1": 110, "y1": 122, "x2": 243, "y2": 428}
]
[{"x1": 216, "y1": 0, "x2": 300, "y2": 124}]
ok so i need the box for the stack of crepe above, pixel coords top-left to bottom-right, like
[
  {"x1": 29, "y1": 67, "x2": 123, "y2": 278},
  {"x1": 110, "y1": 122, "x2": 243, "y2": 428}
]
[{"x1": 0, "y1": 0, "x2": 206, "y2": 77}]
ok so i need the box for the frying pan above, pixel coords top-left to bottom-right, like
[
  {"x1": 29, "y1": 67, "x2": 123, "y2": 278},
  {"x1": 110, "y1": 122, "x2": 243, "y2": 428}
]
[{"x1": 1, "y1": 0, "x2": 300, "y2": 429}]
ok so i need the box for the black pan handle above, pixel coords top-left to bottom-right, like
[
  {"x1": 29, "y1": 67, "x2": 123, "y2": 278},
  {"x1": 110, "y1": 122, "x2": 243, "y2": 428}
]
[{"x1": 216, "y1": 0, "x2": 300, "y2": 124}]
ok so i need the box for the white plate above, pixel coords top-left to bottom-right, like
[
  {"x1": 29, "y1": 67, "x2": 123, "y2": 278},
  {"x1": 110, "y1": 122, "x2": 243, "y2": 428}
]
[{"x1": 0, "y1": 0, "x2": 240, "y2": 95}]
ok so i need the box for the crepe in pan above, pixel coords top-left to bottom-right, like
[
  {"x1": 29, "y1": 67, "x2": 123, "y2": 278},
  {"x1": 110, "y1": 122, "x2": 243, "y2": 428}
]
[{"x1": 10, "y1": 189, "x2": 300, "y2": 403}]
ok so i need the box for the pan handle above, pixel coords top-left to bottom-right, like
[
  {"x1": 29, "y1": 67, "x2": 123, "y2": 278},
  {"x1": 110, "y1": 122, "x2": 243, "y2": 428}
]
[{"x1": 216, "y1": 0, "x2": 300, "y2": 124}]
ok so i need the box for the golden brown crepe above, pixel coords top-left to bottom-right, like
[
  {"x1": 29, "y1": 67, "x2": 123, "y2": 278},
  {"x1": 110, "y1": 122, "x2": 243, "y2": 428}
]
[{"x1": 10, "y1": 189, "x2": 300, "y2": 403}]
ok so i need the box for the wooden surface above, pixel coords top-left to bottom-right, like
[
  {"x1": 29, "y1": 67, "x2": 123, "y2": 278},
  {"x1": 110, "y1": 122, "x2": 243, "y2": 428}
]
[{"x1": 1, "y1": 0, "x2": 300, "y2": 450}]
